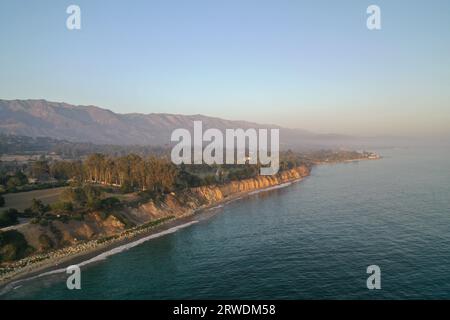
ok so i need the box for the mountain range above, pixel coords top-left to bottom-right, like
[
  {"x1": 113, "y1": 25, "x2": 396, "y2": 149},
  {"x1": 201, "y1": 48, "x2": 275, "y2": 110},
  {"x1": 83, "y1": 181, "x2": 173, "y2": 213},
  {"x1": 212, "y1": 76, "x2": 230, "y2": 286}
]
[{"x1": 0, "y1": 99, "x2": 356, "y2": 148}]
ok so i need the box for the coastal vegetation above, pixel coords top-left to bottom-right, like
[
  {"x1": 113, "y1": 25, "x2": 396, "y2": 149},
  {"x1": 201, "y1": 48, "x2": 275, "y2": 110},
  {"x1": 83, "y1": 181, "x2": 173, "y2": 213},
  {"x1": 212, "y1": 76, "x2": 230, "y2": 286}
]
[
  {"x1": 0, "y1": 209, "x2": 18, "y2": 228},
  {"x1": 0, "y1": 134, "x2": 167, "y2": 159},
  {"x1": 0, "y1": 146, "x2": 376, "y2": 276},
  {"x1": 0, "y1": 230, "x2": 34, "y2": 263}
]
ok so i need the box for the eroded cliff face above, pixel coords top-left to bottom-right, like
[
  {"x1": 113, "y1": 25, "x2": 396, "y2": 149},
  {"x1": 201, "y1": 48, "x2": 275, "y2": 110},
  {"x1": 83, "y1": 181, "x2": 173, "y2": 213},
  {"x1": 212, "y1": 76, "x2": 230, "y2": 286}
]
[
  {"x1": 126, "y1": 166, "x2": 310, "y2": 224},
  {"x1": 17, "y1": 212, "x2": 128, "y2": 252},
  {"x1": 15, "y1": 166, "x2": 310, "y2": 253},
  {"x1": 192, "y1": 166, "x2": 310, "y2": 203}
]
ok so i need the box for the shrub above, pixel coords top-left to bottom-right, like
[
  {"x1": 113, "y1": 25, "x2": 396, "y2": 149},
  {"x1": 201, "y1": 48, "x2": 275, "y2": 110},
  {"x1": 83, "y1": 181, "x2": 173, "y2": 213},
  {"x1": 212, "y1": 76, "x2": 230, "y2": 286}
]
[
  {"x1": 39, "y1": 218, "x2": 49, "y2": 227},
  {"x1": 120, "y1": 181, "x2": 133, "y2": 193},
  {"x1": 22, "y1": 208, "x2": 35, "y2": 218},
  {"x1": 0, "y1": 230, "x2": 34, "y2": 262},
  {"x1": 0, "y1": 195, "x2": 4, "y2": 207},
  {"x1": 31, "y1": 199, "x2": 50, "y2": 216},
  {"x1": 60, "y1": 185, "x2": 103, "y2": 210},
  {"x1": 202, "y1": 175, "x2": 216, "y2": 186},
  {"x1": 176, "y1": 170, "x2": 203, "y2": 188},
  {"x1": 60, "y1": 215, "x2": 69, "y2": 223},
  {"x1": 4, "y1": 181, "x2": 68, "y2": 194},
  {"x1": 100, "y1": 197, "x2": 121, "y2": 211},
  {"x1": 38, "y1": 234, "x2": 54, "y2": 251},
  {"x1": 51, "y1": 201, "x2": 74, "y2": 213},
  {"x1": 60, "y1": 187, "x2": 87, "y2": 206},
  {"x1": 30, "y1": 217, "x2": 40, "y2": 224},
  {"x1": 71, "y1": 213, "x2": 84, "y2": 221},
  {"x1": 6, "y1": 177, "x2": 22, "y2": 190},
  {"x1": 0, "y1": 209, "x2": 19, "y2": 228},
  {"x1": 228, "y1": 166, "x2": 258, "y2": 181}
]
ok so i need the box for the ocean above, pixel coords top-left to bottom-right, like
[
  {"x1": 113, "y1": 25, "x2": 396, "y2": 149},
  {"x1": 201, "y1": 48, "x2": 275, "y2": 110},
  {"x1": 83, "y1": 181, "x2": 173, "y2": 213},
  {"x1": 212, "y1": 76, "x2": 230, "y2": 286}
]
[{"x1": 2, "y1": 147, "x2": 450, "y2": 299}]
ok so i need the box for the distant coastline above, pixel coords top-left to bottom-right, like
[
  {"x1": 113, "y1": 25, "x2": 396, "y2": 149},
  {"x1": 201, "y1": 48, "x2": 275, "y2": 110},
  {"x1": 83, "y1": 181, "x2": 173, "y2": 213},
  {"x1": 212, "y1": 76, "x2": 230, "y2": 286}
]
[{"x1": 0, "y1": 166, "x2": 311, "y2": 289}]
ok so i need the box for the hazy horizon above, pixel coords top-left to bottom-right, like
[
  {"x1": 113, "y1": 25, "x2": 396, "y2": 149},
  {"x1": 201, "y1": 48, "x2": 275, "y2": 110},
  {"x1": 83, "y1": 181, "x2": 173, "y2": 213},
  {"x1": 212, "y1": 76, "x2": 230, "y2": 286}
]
[
  {"x1": 1, "y1": 0, "x2": 449, "y2": 137},
  {"x1": 2, "y1": 2, "x2": 450, "y2": 304}
]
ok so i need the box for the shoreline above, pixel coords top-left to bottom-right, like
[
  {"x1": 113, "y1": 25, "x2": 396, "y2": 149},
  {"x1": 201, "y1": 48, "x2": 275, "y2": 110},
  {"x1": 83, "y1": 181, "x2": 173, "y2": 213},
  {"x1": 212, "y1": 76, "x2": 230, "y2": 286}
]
[
  {"x1": 0, "y1": 156, "x2": 378, "y2": 292},
  {"x1": 0, "y1": 175, "x2": 306, "y2": 291},
  {"x1": 313, "y1": 156, "x2": 381, "y2": 165}
]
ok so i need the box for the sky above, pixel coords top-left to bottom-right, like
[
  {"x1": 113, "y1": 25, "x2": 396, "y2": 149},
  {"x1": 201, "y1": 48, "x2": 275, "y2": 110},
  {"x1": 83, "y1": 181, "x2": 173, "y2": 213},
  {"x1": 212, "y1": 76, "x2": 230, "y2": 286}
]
[{"x1": 0, "y1": 0, "x2": 449, "y2": 136}]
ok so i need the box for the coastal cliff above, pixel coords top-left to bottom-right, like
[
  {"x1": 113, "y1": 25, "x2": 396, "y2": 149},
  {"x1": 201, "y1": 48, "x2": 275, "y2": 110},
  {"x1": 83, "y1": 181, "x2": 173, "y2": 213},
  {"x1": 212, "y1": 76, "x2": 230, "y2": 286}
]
[
  {"x1": 126, "y1": 166, "x2": 310, "y2": 222},
  {"x1": 0, "y1": 166, "x2": 310, "y2": 280},
  {"x1": 192, "y1": 166, "x2": 310, "y2": 203},
  {"x1": 114, "y1": 165, "x2": 310, "y2": 226}
]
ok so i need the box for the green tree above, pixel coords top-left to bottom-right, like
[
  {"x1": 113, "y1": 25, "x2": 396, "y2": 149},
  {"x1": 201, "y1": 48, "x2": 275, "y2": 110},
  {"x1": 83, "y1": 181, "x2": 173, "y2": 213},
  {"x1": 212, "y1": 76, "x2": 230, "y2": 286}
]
[
  {"x1": 60, "y1": 187, "x2": 87, "y2": 206},
  {"x1": 50, "y1": 160, "x2": 83, "y2": 181},
  {"x1": 51, "y1": 201, "x2": 74, "y2": 212},
  {"x1": 6, "y1": 177, "x2": 22, "y2": 190},
  {"x1": 84, "y1": 185, "x2": 102, "y2": 209},
  {"x1": 4, "y1": 171, "x2": 28, "y2": 190},
  {"x1": 31, "y1": 160, "x2": 50, "y2": 179},
  {"x1": 176, "y1": 168, "x2": 202, "y2": 188},
  {"x1": 100, "y1": 197, "x2": 121, "y2": 211},
  {"x1": 0, "y1": 230, "x2": 33, "y2": 262},
  {"x1": 144, "y1": 156, "x2": 177, "y2": 192},
  {"x1": 14, "y1": 171, "x2": 28, "y2": 185},
  {"x1": 30, "y1": 199, "x2": 49, "y2": 216}
]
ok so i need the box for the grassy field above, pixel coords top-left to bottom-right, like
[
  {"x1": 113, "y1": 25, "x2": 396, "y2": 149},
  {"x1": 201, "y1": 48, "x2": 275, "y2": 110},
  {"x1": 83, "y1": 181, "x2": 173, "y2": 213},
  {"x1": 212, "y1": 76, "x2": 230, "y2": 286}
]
[
  {"x1": 2, "y1": 186, "x2": 139, "y2": 212},
  {"x1": 2, "y1": 187, "x2": 68, "y2": 211}
]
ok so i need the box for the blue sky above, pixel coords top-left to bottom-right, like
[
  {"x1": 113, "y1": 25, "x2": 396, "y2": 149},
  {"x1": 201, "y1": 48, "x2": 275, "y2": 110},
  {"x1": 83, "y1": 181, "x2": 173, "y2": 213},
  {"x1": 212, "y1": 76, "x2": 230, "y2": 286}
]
[{"x1": 0, "y1": 0, "x2": 449, "y2": 136}]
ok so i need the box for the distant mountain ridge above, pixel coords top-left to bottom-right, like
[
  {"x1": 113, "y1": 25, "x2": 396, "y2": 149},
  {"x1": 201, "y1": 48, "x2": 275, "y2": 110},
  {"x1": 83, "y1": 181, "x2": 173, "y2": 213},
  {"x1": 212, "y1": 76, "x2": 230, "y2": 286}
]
[{"x1": 0, "y1": 99, "x2": 351, "y2": 148}]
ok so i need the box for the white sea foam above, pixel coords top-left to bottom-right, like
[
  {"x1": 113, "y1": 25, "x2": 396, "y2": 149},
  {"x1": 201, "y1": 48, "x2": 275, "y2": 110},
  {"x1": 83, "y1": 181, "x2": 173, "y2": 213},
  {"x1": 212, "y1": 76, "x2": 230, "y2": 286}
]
[
  {"x1": 208, "y1": 204, "x2": 224, "y2": 210},
  {"x1": 248, "y1": 182, "x2": 293, "y2": 195},
  {"x1": 7, "y1": 220, "x2": 199, "y2": 287},
  {"x1": 225, "y1": 196, "x2": 243, "y2": 204}
]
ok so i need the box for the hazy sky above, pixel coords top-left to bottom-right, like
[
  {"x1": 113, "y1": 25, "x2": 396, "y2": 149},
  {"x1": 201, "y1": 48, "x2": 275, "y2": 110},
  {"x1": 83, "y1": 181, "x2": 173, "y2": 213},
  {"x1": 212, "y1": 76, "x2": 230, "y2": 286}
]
[{"x1": 1, "y1": 0, "x2": 449, "y2": 136}]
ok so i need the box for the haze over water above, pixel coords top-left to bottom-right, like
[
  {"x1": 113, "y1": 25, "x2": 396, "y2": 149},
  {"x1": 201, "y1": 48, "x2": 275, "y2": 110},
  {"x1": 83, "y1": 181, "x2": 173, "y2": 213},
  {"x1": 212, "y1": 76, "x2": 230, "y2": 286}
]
[{"x1": 3, "y1": 146, "x2": 450, "y2": 299}]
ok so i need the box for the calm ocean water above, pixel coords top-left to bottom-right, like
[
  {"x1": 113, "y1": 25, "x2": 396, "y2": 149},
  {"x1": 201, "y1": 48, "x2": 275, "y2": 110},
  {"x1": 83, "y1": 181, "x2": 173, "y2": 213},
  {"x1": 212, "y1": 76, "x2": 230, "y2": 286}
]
[{"x1": 2, "y1": 147, "x2": 450, "y2": 299}]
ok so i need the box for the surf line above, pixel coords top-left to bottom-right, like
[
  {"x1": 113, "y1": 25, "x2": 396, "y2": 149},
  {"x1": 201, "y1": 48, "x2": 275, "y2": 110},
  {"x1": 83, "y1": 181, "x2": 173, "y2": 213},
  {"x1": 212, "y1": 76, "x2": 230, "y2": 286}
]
[{"x1": 8, "y1": 220, "x2": 199, "y2": 287}]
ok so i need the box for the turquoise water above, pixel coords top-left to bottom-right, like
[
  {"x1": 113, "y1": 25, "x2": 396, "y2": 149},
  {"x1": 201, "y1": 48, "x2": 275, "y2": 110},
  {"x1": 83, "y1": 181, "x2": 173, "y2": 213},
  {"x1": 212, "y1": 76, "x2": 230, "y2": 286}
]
[{"x1": 2, "y1": 147, "x2": 450, "y2": 299}]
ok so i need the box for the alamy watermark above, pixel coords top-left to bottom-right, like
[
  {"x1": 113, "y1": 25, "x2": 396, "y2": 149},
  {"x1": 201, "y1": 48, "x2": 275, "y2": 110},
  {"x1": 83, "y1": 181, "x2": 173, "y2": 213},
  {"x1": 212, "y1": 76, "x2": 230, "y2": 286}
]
[
  {"x1": 66, "y1": 265, "x2": 81, "y2": 290},
  {"x1": 366, "y1": 265, "x2": 381, "y2": 290},
  {"x1": 66, "y1": 5, "x2": 81, "y2": 30},
  {"x1": 65, "y1": 4, "x2": 380, "y2": 31},
  {"x1": 170, "y1": 121, "x2": 280, "y2": 175},
  {"x1": 367, "y1": 5, "x2": 381, "y2": 30}
]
